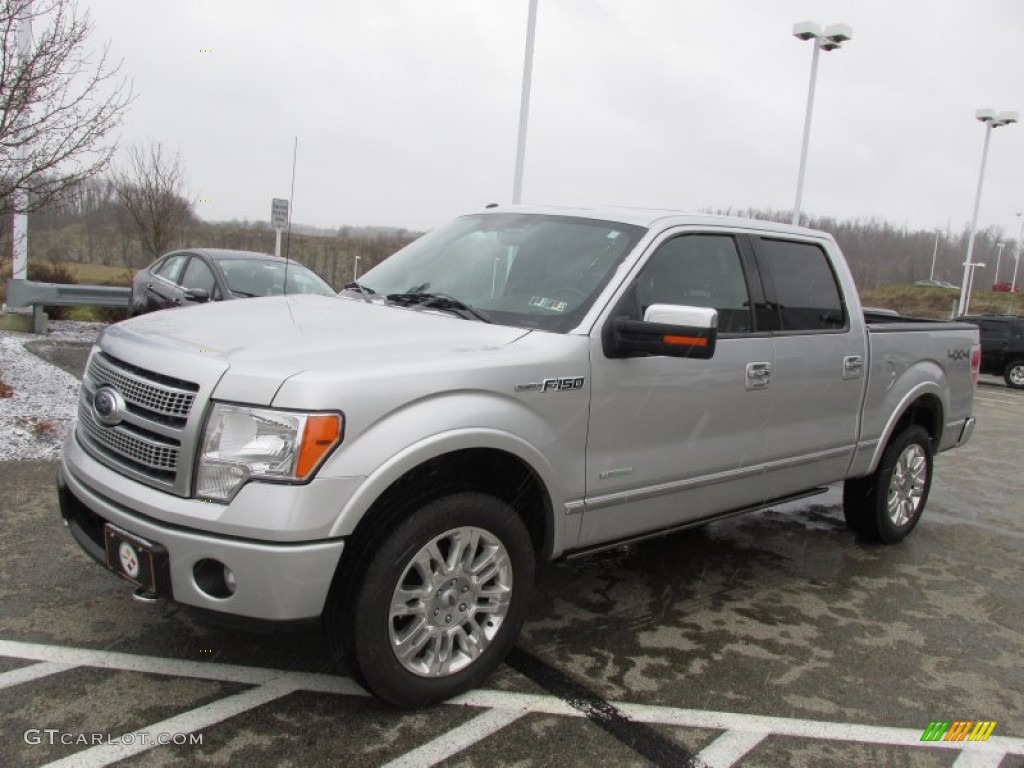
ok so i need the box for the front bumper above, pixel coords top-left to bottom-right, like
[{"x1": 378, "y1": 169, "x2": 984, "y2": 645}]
[{"x1": 59, "y1": 437, "x2": 346, "y2": 622}]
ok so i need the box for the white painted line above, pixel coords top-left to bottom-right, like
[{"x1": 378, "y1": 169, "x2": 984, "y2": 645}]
[
  {"x1": 696, "y1": 729, "x2": 767, "y2": 767},
  {"x1": 0, "y1": 638, "x2": 368, "y2": 693},
  {"x1": 40, "y1": 680, "x2": 299, "y2": 768},
  {"x1": 951, "y1": 748, "x2": 1010, "y2": 768},
  {"x1": 380, "y1": 707, "x2": 528, "y2": 768},
  {"x1": 4, "y1": 639, "x2": 1023, "y2": 759},
  {"x1": 615, "y1": 703, "x2": 1021, "y2": 755},
  {"x1": 0, "y1": 661, "x2": 77, "y2": 690}
]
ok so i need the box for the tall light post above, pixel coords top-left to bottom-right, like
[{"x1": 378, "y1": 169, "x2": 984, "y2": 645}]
[
  {"x1": 512, "y1": 0, "x2": 539, "y2": 205},
  {"x1": 957, "y1": 109, "x2": 1018, "y2": 316},
  {"x1": 791, "y1": 21, "x2": 853, "y2": 227},
  {"x1": 1012, "y1": 212, "x2": 1024, "y2": 294},
  {"x1": 929, "y1": 229, "x2": 941, "y2": 281}
]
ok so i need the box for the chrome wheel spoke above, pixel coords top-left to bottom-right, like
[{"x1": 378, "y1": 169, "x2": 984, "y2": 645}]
[
  {"x1": 887, "y1": 443, "x2": 927, "y2": 526},
  {"x1": 390, "y1": 524, "x2": 514, "y2": 678}
]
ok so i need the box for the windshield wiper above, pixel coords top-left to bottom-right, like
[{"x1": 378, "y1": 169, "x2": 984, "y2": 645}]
[
  {"x1": 342, "y1": 281, "x2": 376, "y2": 303},
  {"x1": 386, "y1": 292, "x2": 493, "y2": 323}
]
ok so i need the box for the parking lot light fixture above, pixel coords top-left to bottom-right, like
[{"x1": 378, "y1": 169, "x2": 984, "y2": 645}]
[
  {"x1": 791, "y1": 21, "x2": 853, "y2": 227},
  {"x1": 958, "y1": 109, "x2": 1019, "y2": 316}
]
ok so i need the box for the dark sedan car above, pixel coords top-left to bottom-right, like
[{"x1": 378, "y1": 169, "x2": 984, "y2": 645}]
[{"x1": 130, "y1": 248, "x2": 336, "y2": 315}]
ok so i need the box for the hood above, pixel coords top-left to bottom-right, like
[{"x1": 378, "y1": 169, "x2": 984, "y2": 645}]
[{"x1": 107, "y1": 295, "x2": 531, "y2": 404}]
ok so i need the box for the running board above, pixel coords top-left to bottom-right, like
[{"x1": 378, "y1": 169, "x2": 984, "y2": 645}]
[{"x1": 562, "y1": 486, "x2": 830, "y2": 561}]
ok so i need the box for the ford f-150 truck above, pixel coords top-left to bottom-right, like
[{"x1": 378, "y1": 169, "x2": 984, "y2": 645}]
[{"x1": 58, "y1": 207, "x2": 980, "y2": 707}]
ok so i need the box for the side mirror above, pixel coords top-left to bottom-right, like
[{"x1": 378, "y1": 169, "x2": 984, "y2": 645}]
[
  {"x1": 183, "y1": 287, "x2": 210, "y2": 303},
  {"x1": 605, "y1": 304, "x2": 718, "y2": 359}
]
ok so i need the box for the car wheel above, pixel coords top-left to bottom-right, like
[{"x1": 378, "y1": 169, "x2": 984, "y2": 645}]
[
  {"x1": 843, "y1": 425, "x2": 933, "y2": 544},
  {"x1": 1004, "y1": 360, "x2": 1024, "y2": 389},
  {"x1": 328, "y1": 492, "x2": 534, "y2": 708}
]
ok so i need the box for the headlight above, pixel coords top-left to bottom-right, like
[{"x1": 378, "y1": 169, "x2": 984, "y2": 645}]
[{"x1": 196, "y1": 404, "x2": 343, "y2": 502}]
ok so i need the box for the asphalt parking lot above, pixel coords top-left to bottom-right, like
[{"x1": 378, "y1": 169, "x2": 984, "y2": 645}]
[{"x1": 1, "y1": 345, "x2": 1022, "y2": 767}]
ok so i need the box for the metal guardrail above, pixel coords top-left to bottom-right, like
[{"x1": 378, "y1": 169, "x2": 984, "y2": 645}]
[{"x1": 4, "y1": 278, "x2": 131, "y2": 334}]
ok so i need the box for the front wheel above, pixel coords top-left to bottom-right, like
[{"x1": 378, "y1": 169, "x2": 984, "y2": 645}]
[
  {"x1": 1004, "y1": 359, "x2": 1024, "y2": 389},
  {"x1": 843, "y1": 425, "x2": 933, "y2": 544},
  {"x1": 330, "y1": 492, "x2": 535, "y2": 708}
]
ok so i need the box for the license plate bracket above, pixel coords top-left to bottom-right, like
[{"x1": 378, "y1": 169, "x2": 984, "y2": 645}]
[{"x1": 104, "y1": 524, "x2": 159, "y2": 593}]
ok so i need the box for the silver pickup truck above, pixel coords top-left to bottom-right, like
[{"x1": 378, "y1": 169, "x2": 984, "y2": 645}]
[{"x1": 58, "y1": 207, "x2": 979, "y2": 707}]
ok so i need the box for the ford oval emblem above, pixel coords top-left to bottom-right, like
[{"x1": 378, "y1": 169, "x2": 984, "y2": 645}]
[{"x1": 93, "y1": 387, "x2": 123, "y2": 426}]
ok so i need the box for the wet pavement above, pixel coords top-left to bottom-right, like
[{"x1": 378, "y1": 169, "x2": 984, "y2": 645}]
[{"x1": 1, "y1": 347, "x2": 1021, "y2": 766}]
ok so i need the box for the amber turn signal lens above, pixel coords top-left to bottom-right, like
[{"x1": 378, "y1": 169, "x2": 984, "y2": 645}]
[{"x1": 296, "y1": 414, "x2": 342, "y2": 477}]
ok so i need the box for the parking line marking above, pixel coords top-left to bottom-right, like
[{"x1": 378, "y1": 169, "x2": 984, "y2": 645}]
[
  {"x1": 950, "y1": 749, "x2": 1010, "y2": 768},
  {"x1": 0, "y1": 661, "x2": 78, "y2": 691},
  {"x1": 3, "y1": 639, "x2": 1022, "y2": 763},
  {"x1": 380, "y1": 707, "x2": 528, "y2": 768},
  {"x1": 696, "y1": 729, "x2": 767, "y2": 767},
  {"x1": 40, "y1": 680, "x2": 300, "y2": 768}
]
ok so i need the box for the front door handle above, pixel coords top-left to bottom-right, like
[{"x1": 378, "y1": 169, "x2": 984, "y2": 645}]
[
  {"x1": 843, "y1": 355, "x2": 865, "y2": 379},
  {"x1": 746, "y1": 362, "x2": 772, "y2": 390}
]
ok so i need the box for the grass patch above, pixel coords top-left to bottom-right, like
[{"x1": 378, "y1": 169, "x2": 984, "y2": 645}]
[{"x1": 860, "y1": 285, "x2": 1023, "y2": 319}]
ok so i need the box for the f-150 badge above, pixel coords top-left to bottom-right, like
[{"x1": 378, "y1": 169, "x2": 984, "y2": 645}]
[{"x1": 515, "y1": 376, "x2": 585, "y2": 392}]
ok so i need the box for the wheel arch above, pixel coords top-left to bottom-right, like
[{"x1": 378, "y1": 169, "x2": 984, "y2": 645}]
[{"x1": 865, "y1": 389, "x2": 944, "y2": 475}]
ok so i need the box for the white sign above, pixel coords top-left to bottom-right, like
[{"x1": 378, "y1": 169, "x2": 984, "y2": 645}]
[{"x1": 271, "y1": 198, "x2": 289, "y2": 228}]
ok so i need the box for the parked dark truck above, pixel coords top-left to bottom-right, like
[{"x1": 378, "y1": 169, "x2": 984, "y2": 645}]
[
  {"x1": 58, "y1": 207, "x2": 980, "y2": 707},
  {"x1": 956, "y1": 314, "x2": 1024, "y2": 388}
]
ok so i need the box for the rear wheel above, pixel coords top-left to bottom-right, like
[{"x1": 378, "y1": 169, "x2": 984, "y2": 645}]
[
  {"x1": 1004, "y1": 360, "x2": 1024, "y2": 389},
  {"x1": 328, "y1": 492, "x2": 534, "y2": 708},
  {"x1": 843, "y1": 425, "x2": 933, "y2": 544}
]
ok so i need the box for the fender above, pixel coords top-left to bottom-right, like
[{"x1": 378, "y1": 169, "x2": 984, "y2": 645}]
[
  {"x1": 863, "y1": 379, "x2": 947, "y2": 475},
  {"x1": 319, "y1": 391, "x2": 583, "y2": 557}
]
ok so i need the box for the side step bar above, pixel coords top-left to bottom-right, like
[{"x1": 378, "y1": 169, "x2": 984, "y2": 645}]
[{"x1": 562, "y1": 486, "x2": 830, "y2": 561}]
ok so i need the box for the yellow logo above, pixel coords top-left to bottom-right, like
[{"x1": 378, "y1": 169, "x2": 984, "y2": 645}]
[{"x1": 920, "y1": 721, "x2": 996, "y2": 742}]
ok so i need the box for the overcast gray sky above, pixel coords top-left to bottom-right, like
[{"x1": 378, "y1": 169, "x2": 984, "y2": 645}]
[{"x1": 82, "y1": 0, "x2": 1024, "y2": 237}]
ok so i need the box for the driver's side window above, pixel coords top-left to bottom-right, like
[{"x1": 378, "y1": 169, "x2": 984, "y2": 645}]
[{"x1": 634, "y1": 234, "x2": 752, "y2": 334}]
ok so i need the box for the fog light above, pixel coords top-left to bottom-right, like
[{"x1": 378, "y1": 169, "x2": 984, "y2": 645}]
[{"x1": 193, "y1": 558, "x2": 236, "y2": 599}]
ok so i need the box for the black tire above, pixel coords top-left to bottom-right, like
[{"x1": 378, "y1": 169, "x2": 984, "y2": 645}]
[
  {"x1": 843, "y1": 425, "x2": 933, "y2": 544},
  {"x1": 1004, "y1": 359, "x2": 1024, "y2": 389},
  {"x1": 327, "y1": 492, "x2": 534, "y2": 708}
]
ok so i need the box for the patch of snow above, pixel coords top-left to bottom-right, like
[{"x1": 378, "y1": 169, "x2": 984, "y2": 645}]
[{"x1": 0, "y1": 320, "x2": 103, "y2": 461}]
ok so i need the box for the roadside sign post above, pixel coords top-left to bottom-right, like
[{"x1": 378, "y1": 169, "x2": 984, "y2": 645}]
[{"x1": 271, "y1": 198, "x2": 289, "y2": 258}]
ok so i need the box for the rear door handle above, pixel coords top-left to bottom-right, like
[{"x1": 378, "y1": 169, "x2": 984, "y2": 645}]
[{"x1": 746, "y1": 362, "x2": 772, "y2": 390}]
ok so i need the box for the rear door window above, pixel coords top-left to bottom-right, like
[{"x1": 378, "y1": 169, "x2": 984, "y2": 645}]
[{"x1": 756, "y1": 239, "x2": 846, "y2": 332}]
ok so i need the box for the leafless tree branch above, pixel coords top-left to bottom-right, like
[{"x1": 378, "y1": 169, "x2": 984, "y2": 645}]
[
  {"x1": 111, "y1": 141, "x2": 194, "y2": 258},
  {"x1": 0, "y1": 0, "x2": 132, "y2": 215}
]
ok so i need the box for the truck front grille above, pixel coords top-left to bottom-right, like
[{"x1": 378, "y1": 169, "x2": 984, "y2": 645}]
[
  {"x1": 77, "y1": 352, "x2": 201, "y2": 494},
  {"x1": 77, "y1": 404, "x2": 179, "y2": 480},
  {"x1": 88, "y1": 352, "x2": 196, "y2": 423}
]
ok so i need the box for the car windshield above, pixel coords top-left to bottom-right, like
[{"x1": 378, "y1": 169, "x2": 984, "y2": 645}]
[
  {"x1": 218, "y1": 259, "x2": 336, "y2": 297},
  {"x1": 356, "y1": 213, "x2": 646, "y2": 332}
]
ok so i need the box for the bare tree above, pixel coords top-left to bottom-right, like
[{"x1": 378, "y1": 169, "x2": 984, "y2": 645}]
[
  {"x1": 111, "y1": 142, "x2": 194, "y2": 259},
  {"x1": 0, "y1": 0, "x2": 132, "y2": 215}
]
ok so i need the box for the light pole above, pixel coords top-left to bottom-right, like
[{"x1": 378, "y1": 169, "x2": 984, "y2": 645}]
[
  {"x1": 957, "y1": 109, "x2": 1018, "y2": 316},
  {"x1": 353, "y1": 255, "x2": 360, "y2": 282},
  {"x1": 967, "y1": 262, "x2": 986, "y2": 306},
  {"x1": 994, "y1": 241, "x2": 1006, "y2": 287},
  {"x1": 929, "y1": 230, "x2": 940, "y2": 281},
  {"x1": 512, "y1": 0, "x2": 539, "y2": 205},
  {"x1": 791, "y1": 21, "x2": 853, "y2": 227},
  {"x1": 1012, "y1": 212, "x2": 1024, "y2": 294}
]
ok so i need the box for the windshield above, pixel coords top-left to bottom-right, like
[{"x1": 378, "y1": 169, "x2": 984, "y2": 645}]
[
  {"x1": 218, "y1": 259, "x2": 336, "y2": 297},
  {"x1": 357, "y1": 213, "x2": 646, "y2": 331}
]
